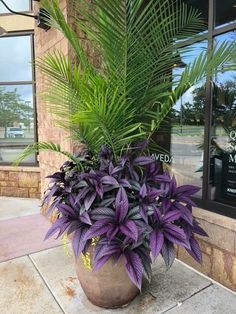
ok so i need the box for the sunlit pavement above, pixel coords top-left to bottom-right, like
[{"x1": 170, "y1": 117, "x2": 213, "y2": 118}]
[{"x1": 0, "y1": 198, "x2": 236, "y2": 314}]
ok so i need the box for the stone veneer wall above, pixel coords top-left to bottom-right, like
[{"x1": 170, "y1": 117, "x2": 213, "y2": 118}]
[
  {"x1": 0, "y1": 166, "x2": 41, "y2": 198},
  {"x1": 177, "y1": 208, "x2": 236, "y2": 292},
  {"x1": 34, "y1": 0, "x2": 100, "y2": 200},
  {"x1": 34, "y1": 0, "x2": 72, "y2": 197}
]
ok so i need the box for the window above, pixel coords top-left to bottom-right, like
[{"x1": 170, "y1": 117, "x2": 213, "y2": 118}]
[
  {"x1": 0, "y1": 35, "x2": 36, "y2": 164},
  {"x1": 158, "y1": 2, "x2": 236, "y2": 218},
  {"x1": 210, "y1": 31, "x2": 236, "y2": 207},
  {"x1": 0, "y1": 0, "x2": 31, "y2": 14},
  {"x1": 171, "y1": 41, "x2": 208, "y2": 198}
]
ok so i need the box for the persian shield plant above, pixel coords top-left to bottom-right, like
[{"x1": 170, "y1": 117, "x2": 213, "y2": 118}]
[
  {"x1": 43, "y1": 145, "x2": 207, "y2": 289},
  {"x1": 15, "y1": 0, "x2": 236, "y2": 294}
]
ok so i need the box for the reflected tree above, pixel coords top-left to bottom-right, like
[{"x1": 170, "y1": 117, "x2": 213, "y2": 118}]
[{"x1": 0, "y1": 87, "x2": 33, "y2": 138}]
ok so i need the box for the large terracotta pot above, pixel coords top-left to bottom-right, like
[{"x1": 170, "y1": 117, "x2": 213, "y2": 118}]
[{"x1": 75, "y1": 247, "x2": 139, "y2": 308}]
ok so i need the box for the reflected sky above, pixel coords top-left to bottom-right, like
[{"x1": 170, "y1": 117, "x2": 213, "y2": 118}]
[
  {"x1": 0, "y1": 0, "x2": 30, "y2": 13},
  {"x1": 173, "y1": 41, "x2": 208, "y2": 110},
  {"x1": 214, "y1": 31, "x2": 236, "y2": 84},
  {"x1": 0, "y1": 36, "x2": 32, "y2": 82}
]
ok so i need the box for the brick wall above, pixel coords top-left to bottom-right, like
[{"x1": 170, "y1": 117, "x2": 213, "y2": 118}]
[
  {"x1": 0, "y1": 166, "x2": 41, "y2": 198},
  {"x1": 177, "y1": 208, "x2": 236, "y2": 292}
]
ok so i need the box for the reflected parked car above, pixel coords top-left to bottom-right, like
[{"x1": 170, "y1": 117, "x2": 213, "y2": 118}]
[{"x1": 6, "y1": 127, "x2": 25, "y2": 138}]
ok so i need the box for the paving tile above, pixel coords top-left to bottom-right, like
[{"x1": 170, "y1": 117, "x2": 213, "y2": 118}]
[
  {"x1": 144, "y1": 259, "x2": 212, "y2": 312},
  {"x1": 0, "y1": 256, "x2": 63, "y2": 314},
  {"x1": 30, "y1": 246, "x2": 211, "y2": 314},
  {"x1": 30, "y1": 246, "x2": 105, "y2": 314},
  {"x1": 167, "y1": 284, "x2": 236, "y2": 314},
  {"x1": 0, "y1": 214, "x2": 61, "y2": 262},
  {"x1": 0, "y1": 197, "x2": 40, "y2": 221}
]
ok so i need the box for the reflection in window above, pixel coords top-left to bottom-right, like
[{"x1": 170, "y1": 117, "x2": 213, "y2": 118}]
[
  {"x1": 210, "y1": 32, "x2": 236, "y2": 206},
  {"x1": 0, "y1": 36, "x2": 32, "y2": 82},
  {"x1": 0, "y1": 34, "x2": 35, "y2": 164},
  {"x1": 215, "y1": 0, "x2": 236, "y2": 27},
  {"x1": 0, "y1": 0, "x2": 30, "y2": 14},
  {"x1": 0, "y1": 85, "x2": 35, "y2": 163},
  {"x1": 170, "y1": 41, "x2": 208, "y2": 197}
]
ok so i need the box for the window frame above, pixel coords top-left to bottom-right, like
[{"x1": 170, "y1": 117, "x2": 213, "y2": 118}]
[
  {"x1": 0, "y1": 31, "x2": 38, "y2": 166},
  {"x1": 175, "y1": 0, "x2": 236, "y2": 218}
]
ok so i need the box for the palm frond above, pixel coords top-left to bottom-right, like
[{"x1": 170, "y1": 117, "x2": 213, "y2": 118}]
[{"x1": 13, "y1": 142, "x2": 83, "y2": 169}]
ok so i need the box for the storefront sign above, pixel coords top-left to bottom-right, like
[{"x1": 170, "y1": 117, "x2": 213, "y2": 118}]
[
  {"x1": 222, "y1": 131, "x2": 236, "y2": 199},
  {"x1": 152, "y1": 153, "x2": 174, "y2": 163}
]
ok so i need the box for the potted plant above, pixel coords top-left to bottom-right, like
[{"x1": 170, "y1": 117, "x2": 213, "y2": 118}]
[{"x1": 16, "y1": 0, "x2": 236, "y2": 309}]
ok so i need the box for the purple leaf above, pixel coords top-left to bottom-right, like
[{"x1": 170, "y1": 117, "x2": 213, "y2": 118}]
[
  {"x1": 100, "y1": 197, "x2": 115, "y2": 207},
  {"x1": 111, "y1": 166, "x2": 123, "y2": 175},
  {"x1": 162, "y1": 209, "x2": 182, "y2": 223},
  {"x1": 107, "y1": 226, "x2": 119, "y2": 241},
  {"x1": 175, "y1": 185, "x2": 200, "y2": 197},
  {"x1": 84, "y1": 192, "x2": 97, "y2": 211},
  {"x1": 93, "y1": 255, "x2": 111, "y2": 272},
  {"x1": 120, "y1": 220, "x2": 138, "y2": 241},
  {"x1": 139, "y1": 204, "x2": 148, "y2": 223},
  {"x1": 193, "y1": 221, "x2": 208, "y2": 237},
  {"x1": 164, "y1": 224, "x2": 186, "y2": 240},
  {"x1": 186, "y1": 237, "x2": 202, "y2": 263},
  {"x1": 160, "y1": 199, "x2": 172, "y2": 214},
  {"x1": 133, "y1": 156, "x2": 154, "y2": 166},
  {"x1": 161, "y1": 241, "x2": 175, "y2": 268},
  {"x1": 124, "y1": 251, "x2": 143, "y2": 290},
  {"x1": 80, "y1": 212, "x2": 92, "y2": 225},
  {"x1": 44, "y1": 217, "x2": 69, "y2": 240},
  {"x1": 150, "y1": 229, "x2": 164, "y2": 259},
  {"x1": 84, "y1": 220, "x2": 110, "y2": 240},
  {"x1": 154, "y1": 173, "x2": 171, "y2": 183},
  {"x1": 119, "y1": 179, "x2": 131, "y2": 188},
  {"x1": 101, "y1": 176, "x2": 119, "y2": 186},
  {"x1": 177, "y1": 195, "x2": 197, "y2": 207},
  {"x1": 57, "y1": 203, "x2": 75, "y2": 217},
  {"x1": 140, "y1": 184, "x2": 147, "y2": 198},
  {"x1": 115, "y1": 187, "x2": 129, "y2": 222},
  {"x1": 169, "y1": 176, "x2": 177, "y2": 196},
  {"x1": 91, "y1": 207, "x2": 115, "y2": 220},
  {"x1": 136, "y1": 247, "x2": 152, "y2": 282},
  {"x1": 75, "y1": 187, "x2": 90, "y2": 203},
  {"x1": 164, "y1": 231, "x2": 190, "y2": 249},
  {"x1": 173, "y1": 202, "x2": 193, "y2": 225},
  {"x1": 72, "y1": 228, "x2": 87, "y2": 256},
  {"x1": 44, "y1": 185, "x2": 58, "y2": 204}
]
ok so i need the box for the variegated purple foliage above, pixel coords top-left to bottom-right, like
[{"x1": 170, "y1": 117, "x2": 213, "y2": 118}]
[{"x1": 43, "y1": 145, "x2": 207, "y2": 290}]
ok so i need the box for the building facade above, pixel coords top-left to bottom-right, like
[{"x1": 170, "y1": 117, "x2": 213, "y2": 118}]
[{"x1": 0, "y1": 0, "x2": 236, "y2": 291}]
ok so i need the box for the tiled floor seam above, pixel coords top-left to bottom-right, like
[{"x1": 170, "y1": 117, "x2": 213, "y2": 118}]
[
  {"x1": 0, "y1": 244, "x2": 64, "y2": 264},
  {"x1": 159, "y1": 282, "x2": 213, "y2": 314},
  {"x1": 28, "y1": 254, "x2": 66, "y2": 314}
]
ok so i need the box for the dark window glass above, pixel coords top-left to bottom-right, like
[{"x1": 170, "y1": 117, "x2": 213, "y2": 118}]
[
  {"x1": 183, "y1": 0, "x2": 209, "y2": 25},
  {"x1": 170, "y1": 41, "x2": 208, "y2": 198},
  {"x1": 210, "y1": 32, "x2": 236, "y2": 206},
  {"x1": 0, "y1": 85, "x2": 35, "y2": 163},
  {"x1": 0, "y1": 0, "x2": 30, "y2": 14},
  {"x1": 0, "y1": 36, "x2": 32, "y2": 82},
  {"x1": 215, "y1": 0, "x2": 236, "y2": 27}
]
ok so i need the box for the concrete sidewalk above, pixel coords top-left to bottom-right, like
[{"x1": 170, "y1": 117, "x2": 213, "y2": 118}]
[{"x1": 0, "y1": 197, "x2": 236, "y2": 314}]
